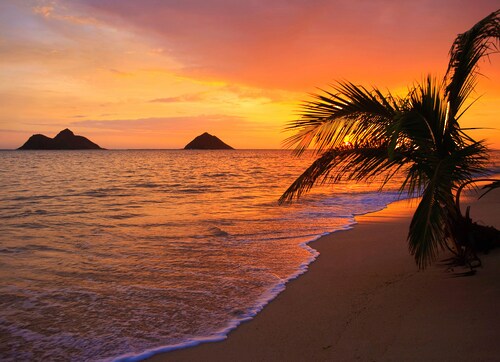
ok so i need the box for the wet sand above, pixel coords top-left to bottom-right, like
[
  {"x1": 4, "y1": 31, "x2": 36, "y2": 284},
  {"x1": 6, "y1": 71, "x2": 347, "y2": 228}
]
[{"x1": 148, "y1": 190, "x2": 500, "y2": 362}]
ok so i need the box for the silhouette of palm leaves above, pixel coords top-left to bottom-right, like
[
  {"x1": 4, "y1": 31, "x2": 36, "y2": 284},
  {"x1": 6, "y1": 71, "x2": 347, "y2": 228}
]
[{"x1": 280, "y1": 10, "x2": 499, "y2": 268}]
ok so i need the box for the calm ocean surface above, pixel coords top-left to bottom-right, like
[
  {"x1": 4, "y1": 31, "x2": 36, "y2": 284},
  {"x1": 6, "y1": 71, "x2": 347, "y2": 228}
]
[{"x1": 1, "y1": 150, "x2": 497, "y2": 361}]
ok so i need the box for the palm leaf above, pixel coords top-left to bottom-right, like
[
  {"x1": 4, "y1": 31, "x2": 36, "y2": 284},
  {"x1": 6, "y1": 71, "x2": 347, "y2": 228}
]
[
  {"x1": 408, "y1": 181, "x2": 452, "y2": 268},
  {"x1": 479, "y1": 179, "x2": 500, "y2": 199},
  {"x1": 445, "y1": 10, "x2": 500, "y2": 119},
  {"x1": 283, "y1": 82, "x2": 399, "y2": 155},
  {"x1": 407, "y1": 142, "x2": 487, "y2": 267},
  {"x1": 279, "y1": 144, "x2": 406, "y2": 204}
]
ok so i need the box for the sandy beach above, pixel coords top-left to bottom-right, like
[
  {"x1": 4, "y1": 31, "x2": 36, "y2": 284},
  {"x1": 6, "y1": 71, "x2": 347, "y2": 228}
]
[{"x1": 149, "y1": 189, "x2": 500, "y2": 362}]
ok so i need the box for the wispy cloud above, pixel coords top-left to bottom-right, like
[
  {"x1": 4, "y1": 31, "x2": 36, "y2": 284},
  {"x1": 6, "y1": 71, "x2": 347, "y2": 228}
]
[
  {"x1": 109, "y1": 69, "x2": 132, "y2": 76},
  {"x1": 32, "y1": 2, "x2": 98, "y2": 25},
  {"x1": 149, "y1": 93, "x2": 207, "y2": 103},
  {"x1": 32, "y1": 5, "x2": 53, "y2": 17},
  {"x1": 148, "y1": 86, "x2": 292, "y2": 105},
  {"x1": 70, "y1": 114, "x2": 254, "y2": 132}
]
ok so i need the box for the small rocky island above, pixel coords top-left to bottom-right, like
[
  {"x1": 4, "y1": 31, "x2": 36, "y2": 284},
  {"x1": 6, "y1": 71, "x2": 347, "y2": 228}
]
[
  {"x1": 184, "y1": 132, "x2": 234, "y2": 150},
  {"x1": 18, "y1": 129, "x2": 103, "y2": 150}
]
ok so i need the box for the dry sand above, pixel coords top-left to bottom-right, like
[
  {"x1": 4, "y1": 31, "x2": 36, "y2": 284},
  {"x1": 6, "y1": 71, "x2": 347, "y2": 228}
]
[{"x1": 149, "y1": 190, "x2": 499, "y2": 362}]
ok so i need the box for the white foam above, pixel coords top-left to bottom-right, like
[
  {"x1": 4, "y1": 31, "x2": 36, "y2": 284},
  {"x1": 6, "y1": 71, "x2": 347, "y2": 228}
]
[{"x1": 110, "y1": 194, "x2": 408, "y2": 362}]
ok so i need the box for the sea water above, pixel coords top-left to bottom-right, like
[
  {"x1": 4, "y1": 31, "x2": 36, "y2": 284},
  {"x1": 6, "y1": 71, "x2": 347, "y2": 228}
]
[{"x1": 1, "y1": 149, "x2": 494, "y2": 361}]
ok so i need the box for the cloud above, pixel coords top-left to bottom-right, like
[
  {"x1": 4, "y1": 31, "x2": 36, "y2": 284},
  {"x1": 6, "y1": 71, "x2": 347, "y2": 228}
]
[
  {"x1": 32, "y1": 1, "x2": 98, "y2": 25},
  {"x1": 109, "y1": 69, "x2": 133, "y2": 76},
  {"x1": 71, "y1": 0, "x2": 499, "y2": 89},
  {"x1": 32, "y1": 5, "x2": 53, "y2": 17},
  {"x1": 70, "y1": 114, "x2": 256, "y2": 132},
  {"x1": 149, "y1": 93, "x2": 207, "y2": 103},
  {"x1": 219, "y1": 85, "x2": 291, "y2": 103},
  {"x1": 0, "y1": 1, "x2": 176, "y2": 79},
  {"x1": 148, "y1": 86, "x2": 293, "y2": 106}
]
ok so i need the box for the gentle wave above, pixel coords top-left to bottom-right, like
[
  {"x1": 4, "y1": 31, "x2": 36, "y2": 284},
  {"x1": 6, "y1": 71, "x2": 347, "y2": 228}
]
[{"x1": 110, "y1": 198, "x2": 397, "y2": 362}]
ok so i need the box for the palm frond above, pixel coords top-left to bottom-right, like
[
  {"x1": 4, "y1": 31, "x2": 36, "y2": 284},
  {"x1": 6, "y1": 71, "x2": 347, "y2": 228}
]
[
  {"x1": 411, "y1": 77, "x2": 451, "y2": 146},
  {"x1": 448, "y1": 141, "x2": 489, "y2": 186},
  {"x1": 408, "y1": 181, "x2": 452, "y2": 268},
  {"x1": 283, "y1": 82, "x2": 399, "y2": 155},
  {"x1": 407, "y1": 140, "x2": 488, "y2": 267},
  {"x1": 445, "y1": 9, "x2": 500, "y2": 119},
  {"x1": 479, "y1": 179, "x2": 500, "y2": 199},
  {"x1": 279, "y1": 144, "x2": 406, "y2": 204}
]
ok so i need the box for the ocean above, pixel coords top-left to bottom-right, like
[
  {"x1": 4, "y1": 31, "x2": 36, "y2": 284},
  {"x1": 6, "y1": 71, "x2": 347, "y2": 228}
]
[{"x1": 1, "y1": 149, "x2": 496, "y2": 361}]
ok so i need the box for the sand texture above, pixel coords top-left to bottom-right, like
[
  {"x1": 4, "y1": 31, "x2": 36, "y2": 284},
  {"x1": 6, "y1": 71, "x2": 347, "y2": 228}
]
[{"x1": 149, "y1": 190, "x2": 500, "y2": 362}]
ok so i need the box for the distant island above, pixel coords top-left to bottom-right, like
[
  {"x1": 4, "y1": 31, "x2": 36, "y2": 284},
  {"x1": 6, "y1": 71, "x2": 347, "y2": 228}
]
[
  {"x1": 184, "y1": 132, "x2": 234, "y2": 150},
  {"x1": 18, "y1": 129, "x2": 104, "y2": 150}
]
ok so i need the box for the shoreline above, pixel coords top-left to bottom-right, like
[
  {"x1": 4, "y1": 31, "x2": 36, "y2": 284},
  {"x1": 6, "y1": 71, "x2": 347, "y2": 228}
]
[
  {"x1": 144, "y1": 189, "x2": 499, "y2": 362},
  {"x1": 114, "y1": 198, "x2": 400, "y2": 362}
]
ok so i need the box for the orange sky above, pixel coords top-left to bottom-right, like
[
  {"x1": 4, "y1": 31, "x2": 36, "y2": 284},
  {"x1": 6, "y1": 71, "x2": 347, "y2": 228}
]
[{"x1": 0, "y1": 0, "x2": 498, "y2": 149}]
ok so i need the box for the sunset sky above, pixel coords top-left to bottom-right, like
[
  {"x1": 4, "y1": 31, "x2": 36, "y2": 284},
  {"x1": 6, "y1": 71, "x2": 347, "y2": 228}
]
[{"x1": 1, "y1": 0, "x2": 498, "y2": 149}]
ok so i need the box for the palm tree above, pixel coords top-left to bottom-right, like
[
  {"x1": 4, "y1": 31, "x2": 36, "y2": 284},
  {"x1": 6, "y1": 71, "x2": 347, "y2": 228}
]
[{"x1": 280, "y1": 10, "x2": 500, "y2": 269}]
